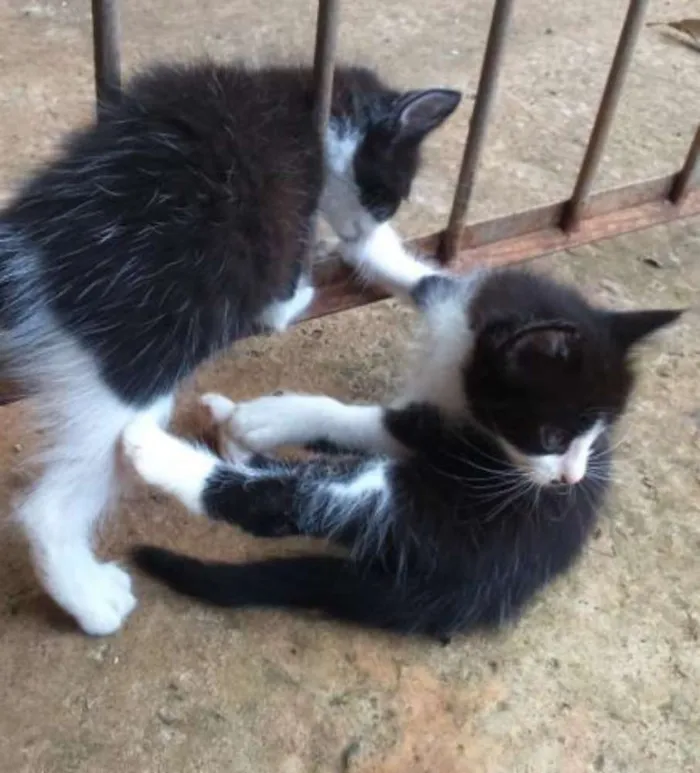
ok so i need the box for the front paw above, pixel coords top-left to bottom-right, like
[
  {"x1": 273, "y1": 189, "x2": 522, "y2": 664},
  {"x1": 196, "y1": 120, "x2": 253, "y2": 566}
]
[
  {"x1": 228, "y1": 393, "x2": 329, "y2": 452},
  {"x1": 199, "y1": 393, "x2": 256, "y2": 461},
  {"x1": 122, "y1": 421, "x2": 187, "y2": 488},
  {"x1": 121, "y1": 420, "x2": 217, "y2": 512}
]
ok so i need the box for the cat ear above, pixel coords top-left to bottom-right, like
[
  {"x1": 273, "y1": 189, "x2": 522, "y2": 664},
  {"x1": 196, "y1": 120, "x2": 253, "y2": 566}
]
[
  {"x1": 391, "y1": 89, "x2": 461, "y2": 141},
  {"x1": 606, "y1": 308, "x2": 684, "y2": 350},
  {"x1": 500, "y1": 323, "x2": 579, "y2": 372}
]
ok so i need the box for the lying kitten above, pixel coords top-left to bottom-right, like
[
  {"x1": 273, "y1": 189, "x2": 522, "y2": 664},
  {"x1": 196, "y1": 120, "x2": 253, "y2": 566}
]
[
  {"x1": 0, "y1": 60, "x2": 460, "y2": 634},
  {"x1": 123, "y1": 267, "x2": 682, "y2": 639}
]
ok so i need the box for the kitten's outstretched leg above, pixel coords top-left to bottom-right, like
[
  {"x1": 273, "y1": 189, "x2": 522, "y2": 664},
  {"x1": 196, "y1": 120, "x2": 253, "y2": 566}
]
[
  {"x1": 339, "y1": 222, "x2": 442, "y2": 299},
  {"x1": 200, "y1": 392, "x2": 404, "y2": 457},
  {"x1": 123, "y1": 422, "x2": 452, "y2": 636},
  {"x1": 17, "y1": 365, "x2": 174, "y2": 636},
  {"x1": 122, "y1": 418, "x2": 391, "y2": 544}
]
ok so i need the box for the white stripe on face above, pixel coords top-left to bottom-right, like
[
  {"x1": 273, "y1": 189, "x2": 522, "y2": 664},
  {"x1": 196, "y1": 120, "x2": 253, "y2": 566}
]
[
  {"x1": 501, "y1": 421, "x2": 606, "y2": 486},
  {"x1": 527, "y1": 421, "x2": 605, "y2": 486}
]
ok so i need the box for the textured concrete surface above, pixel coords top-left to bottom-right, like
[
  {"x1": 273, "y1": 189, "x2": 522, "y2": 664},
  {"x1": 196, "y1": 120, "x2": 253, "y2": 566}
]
[{"x1": 0, "y1": 1, "x2": 699, "y2": 772}]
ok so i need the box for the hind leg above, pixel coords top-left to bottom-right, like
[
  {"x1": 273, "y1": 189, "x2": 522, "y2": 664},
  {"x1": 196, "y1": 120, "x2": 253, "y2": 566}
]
[{"x1": 18, "y1": 377, "x2": 174, "y2": 636}]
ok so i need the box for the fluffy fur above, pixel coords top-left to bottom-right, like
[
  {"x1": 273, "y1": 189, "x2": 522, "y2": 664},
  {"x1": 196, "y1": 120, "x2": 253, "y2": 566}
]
[
  {"x1": 0, "y1": 60, "x2": 460, "y2": 634},
  {"x1": 125, "y1": 269, "x2": 683, "y2": 639}
]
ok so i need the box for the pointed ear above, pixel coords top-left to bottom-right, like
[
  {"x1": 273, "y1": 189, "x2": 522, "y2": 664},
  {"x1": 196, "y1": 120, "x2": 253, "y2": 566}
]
[
  {"x1": 499, "y1": 323, "x2": 579, "y2": 373},
  {"x1": 391, "y1": 89, "x2": 461, "y2": 141},
  {"x1": 606, "y1": 309, "x2": 684, "y2": 350}
]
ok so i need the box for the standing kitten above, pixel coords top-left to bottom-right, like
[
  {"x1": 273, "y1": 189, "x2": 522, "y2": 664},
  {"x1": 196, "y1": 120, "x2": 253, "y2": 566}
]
[
  {"x1": 123, "y1": 268, "x2": 682, "y2": 638},
  {"x1": 0, "y1": 60, "x2": 460, "y2": 634}
]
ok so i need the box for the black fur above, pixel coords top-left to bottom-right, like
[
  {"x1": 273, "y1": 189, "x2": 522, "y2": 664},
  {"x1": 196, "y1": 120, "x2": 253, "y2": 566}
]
[
  {"x1": 0, "y1": 61, "x2": 460, "y2": 405},
  {"x1": 132, "y1": 271, "x2": 683, "y2": 639},
  {"x1": 133, "y1": 417, "x2": 607, "y2": 637}
]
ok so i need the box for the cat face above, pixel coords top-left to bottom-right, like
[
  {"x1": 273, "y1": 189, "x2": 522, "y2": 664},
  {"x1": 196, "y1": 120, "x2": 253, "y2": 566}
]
[
  {"x1": 352, "y1": 89, "x2": 462, "y2": 222},
  {"x1": 412, "y1": 272, "x2": 683, "y2": 487},
  {"x1": 468, "y1": 301, "x2": 682, "y2": 487},
  {"x1": 322, "y1": 88, "x2": 461, "y2": 237}
]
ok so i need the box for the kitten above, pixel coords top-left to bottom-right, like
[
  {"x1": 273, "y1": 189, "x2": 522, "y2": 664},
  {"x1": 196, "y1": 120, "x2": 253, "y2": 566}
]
[
  {"x1": 123, "y1": 267, "x2": 682, "y2": 639},
  {"x1": 0, "y1": 60, "x2": 461, "y2": 634}
]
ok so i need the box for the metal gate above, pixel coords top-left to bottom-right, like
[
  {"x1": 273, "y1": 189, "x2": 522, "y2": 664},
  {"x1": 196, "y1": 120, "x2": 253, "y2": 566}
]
[{"x1": 1, "y1": 0, "x2": 698, "y2": 403}]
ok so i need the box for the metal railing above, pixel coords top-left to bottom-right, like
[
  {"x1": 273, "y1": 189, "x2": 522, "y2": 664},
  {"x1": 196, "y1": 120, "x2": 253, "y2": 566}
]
[
  {"x1": 0, "y1": 0, "x2": 698, "y2": 404},
  {"x1": 301, "y1": 0, "x2": 699, "y2": 318}
]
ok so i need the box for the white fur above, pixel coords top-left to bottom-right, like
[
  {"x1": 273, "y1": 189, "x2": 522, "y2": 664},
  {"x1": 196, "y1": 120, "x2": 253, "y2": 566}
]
[
  {"x1": 397, "y1": 273, "x2": 485, "y2": 415},
  {"x1": 199, "y1": 393, "x2": 253, "y2": 463},
  {"x1": 122, "y1": 419, "x2": 218, "y2": 514},
  {"x1": 311, "y1": 460, "x2": 394, "y2": 553},
  {"x1": 14, "y1": 333, "x2": 175, "y2": 635},
  {"x1": 200, "y1": 392, "x2": 236, "y2": 424},
  {"x1": 259, "y1": 274, "x2": 315, "y2": 332},
  {"x1": 506, "y1": 421, "x2": 606, "y2": 486},
  {"x1": 223, "y1": 393, "x2": 403, "y2": 456},
  {"x1": 342, "y1": 222, "x2": 440, "y2": 298},
  {"x1": 326, "y1": 461, "x2": 390, "y2": 502},
  {"x1": 319, "y1": 123, "x2": 371, "y2": 242},
  {"x1": 320, "y1": 123, "x2": 438, "y2": 298}
]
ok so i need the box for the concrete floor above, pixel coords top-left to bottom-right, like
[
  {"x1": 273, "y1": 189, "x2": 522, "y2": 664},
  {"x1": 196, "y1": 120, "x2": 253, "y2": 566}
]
[{"x1": 0, "y1": 1, "x2": 698, "y2": 771}]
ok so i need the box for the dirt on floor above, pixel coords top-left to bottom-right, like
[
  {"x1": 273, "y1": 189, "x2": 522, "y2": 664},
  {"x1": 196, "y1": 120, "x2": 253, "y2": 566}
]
[{"x1": 0, "y1": 1, "x2": 698, "y2": 772}]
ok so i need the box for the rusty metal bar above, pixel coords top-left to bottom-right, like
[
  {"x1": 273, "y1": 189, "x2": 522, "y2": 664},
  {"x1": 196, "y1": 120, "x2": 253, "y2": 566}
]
[
  {"x1": 309, "y1": 174, "x2": 699, "y2": 321},
  {"x1": 669, "y1": 124, "x2": 700, "y2": 204},
  {"x1": 440, "y1": 0, "x2": 515, "y2": 262},
  {"x1": 91, "y1": 0, "x2": 122, "y2": 118},
  {"x1": 560, "y1": 0, "x2": 650, "y2": 231},
  {"x1": 312, "y1": 0, "x2": 340, "y2": 136}
]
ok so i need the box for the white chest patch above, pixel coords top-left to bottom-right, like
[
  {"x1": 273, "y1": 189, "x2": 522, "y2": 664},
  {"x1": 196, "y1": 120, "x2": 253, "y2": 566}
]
[
  {"x1": 259, "y1": 273, "x2": 315, "y2": 332},
  {"x1": 319, "y1": 122, "x2": 374, "y2": 241}
]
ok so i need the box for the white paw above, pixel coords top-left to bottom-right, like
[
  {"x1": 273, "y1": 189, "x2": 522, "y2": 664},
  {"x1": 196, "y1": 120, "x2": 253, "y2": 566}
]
[
  {"x1": 41, "y1": 550, "x2": 137, "y2": 636},
  {"x1": 122, "y1": 420, "x2": 183, "y2": 488},
  {"x1": 229, "y1": 394, "x2": 330, "y2": 452},
  {"x1": 200, "y1": 393, "x2": 236, "y2": 424},
  {"x1": 259, "y1": 280, "x2": 316, "y2": 332},
  {"x1": 122, "y1": 419, "x2": 217, "y2": 513},
  {"x1": 199, "y1": 393, "x2": 252, "y2": 463}
]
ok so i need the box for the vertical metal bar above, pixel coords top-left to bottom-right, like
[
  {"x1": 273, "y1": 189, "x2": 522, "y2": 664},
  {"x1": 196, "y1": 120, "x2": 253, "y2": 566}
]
[
  {"x1": 91, "y1": 0, "x2": 122, "y2": 119},
  {"x1": 560, "y1": 0, "x2": 649, "y2": 231},
  {"x1": 669, "y1": 124, "x2": 700, "y2": 204},
  {"x1": 308, "y1": 0, "x2": 340, "y2": 272},
  {"x1": 440, "y1": 0, "x2": 515, "y2": 262},
  {"x1": 312, "y1": 0, "x2": 340, "y2": 136}
]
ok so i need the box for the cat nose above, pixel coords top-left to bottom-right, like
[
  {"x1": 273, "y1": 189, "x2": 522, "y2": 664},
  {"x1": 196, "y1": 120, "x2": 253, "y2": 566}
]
[{"x1": 559, "y1": 470, "x2": 582, "y2": 485}]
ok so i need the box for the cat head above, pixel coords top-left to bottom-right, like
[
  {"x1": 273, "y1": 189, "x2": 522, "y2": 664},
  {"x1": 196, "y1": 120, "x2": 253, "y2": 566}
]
[
  {"x1": 328, "y1": 71, "x2": 461, "y2": 225},
  {"x1": 352, "y1": 89, "x2": 462, "y2": 221},
  {"x1": 414, "y1": 271, "x2": 684, "y2": 487}
]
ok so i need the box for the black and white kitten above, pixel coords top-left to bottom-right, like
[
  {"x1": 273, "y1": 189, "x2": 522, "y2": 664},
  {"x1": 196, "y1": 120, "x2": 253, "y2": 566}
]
[
  {"x1": 0, "y1": 60, "x2": 461, "y2": 634},
  {"x1": 123, "y1": 268, "x2": 682, "y2": 639}
]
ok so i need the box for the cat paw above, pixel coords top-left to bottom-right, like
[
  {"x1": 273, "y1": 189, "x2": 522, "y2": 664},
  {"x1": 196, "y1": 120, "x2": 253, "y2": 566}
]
[
  {"x1": 228, "y1": 394, "x2": 330, "y2": 452},
  {"x1": 199, "y1": 393, "x2": 253, "y2": 462},
  {"x1": 122, "y1": 419, "x2": 217, "y2": 512},
  {"x1": 41, "y1": 550, "x2": 137, "y2": 636},
  {"x1": 200, "y1": 393, "x2": 236, "y2": 424}
]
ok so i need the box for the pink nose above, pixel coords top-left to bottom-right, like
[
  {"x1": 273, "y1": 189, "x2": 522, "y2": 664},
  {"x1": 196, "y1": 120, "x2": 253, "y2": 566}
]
[{"x1": 559, "y1": 471, "x2": 582, "y2": 485}]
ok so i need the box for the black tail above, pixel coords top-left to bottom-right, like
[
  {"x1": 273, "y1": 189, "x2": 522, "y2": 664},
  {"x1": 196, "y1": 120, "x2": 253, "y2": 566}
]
[{"x1": 133, "y1": 546, "x2": 439, "y2": 636}]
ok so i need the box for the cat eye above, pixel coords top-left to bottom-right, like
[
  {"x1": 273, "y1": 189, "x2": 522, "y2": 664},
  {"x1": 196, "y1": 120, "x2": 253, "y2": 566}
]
[{"x1": 539, "y1": 426, "x2": 568, "y2": 454}]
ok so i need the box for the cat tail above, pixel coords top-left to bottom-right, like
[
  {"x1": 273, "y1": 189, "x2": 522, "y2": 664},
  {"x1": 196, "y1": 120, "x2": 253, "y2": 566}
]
[{"x1": 133, "y1": 547, "x2": 433, "y2": 635}]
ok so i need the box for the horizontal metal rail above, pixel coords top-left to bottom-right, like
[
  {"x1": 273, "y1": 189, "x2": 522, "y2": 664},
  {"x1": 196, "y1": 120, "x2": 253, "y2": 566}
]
[{"x1": 306, "y1": 174, "x2": 700, "y2": 321}]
